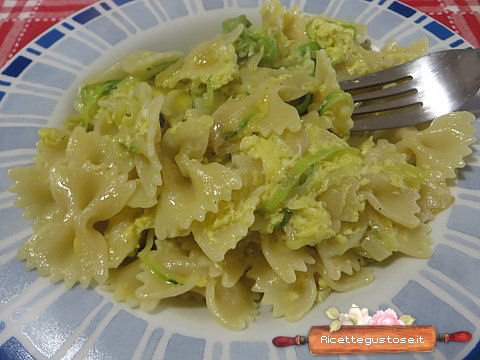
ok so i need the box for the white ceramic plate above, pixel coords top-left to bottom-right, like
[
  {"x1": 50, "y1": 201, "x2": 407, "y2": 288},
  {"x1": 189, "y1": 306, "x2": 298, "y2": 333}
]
[{"x1": 0, "y1": 0, "x2": 479, "y2": 359}]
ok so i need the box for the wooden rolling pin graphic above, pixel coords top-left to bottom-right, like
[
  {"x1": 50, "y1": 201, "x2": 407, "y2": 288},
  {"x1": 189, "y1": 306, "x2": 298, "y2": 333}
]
[{"x1": 273, "y1": 326, "x2": 471, "y2": 355}]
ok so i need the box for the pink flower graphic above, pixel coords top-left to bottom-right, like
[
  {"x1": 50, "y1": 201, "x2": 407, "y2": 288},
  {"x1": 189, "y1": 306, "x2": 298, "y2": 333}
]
[{"x1": 368, "y1": 309, "x2": 405, "y2": 325}]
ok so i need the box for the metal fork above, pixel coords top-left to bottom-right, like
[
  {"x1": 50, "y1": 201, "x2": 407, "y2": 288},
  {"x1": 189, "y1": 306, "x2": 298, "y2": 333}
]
[{"x1": 339, "y1": 48, "x2": 480, "y2": 131}]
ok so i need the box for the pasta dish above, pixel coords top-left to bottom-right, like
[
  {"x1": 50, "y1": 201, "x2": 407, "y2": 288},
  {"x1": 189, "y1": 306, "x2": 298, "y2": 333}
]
[{"x1": 8, "y1": 0, "x2": 476, "y2": 330}]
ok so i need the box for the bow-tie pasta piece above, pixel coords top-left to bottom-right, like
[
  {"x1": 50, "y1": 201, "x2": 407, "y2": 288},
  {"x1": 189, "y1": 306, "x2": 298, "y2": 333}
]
[
  {"x1": 180, "y1": 236, "x2": 225, "y2": 285},
  {"x1": 317, "y1": 264, "x2": 374, "y2": 293},
  {"x1": 103, "y1": 259, "x2": 148, "y2": 309},
  {"x1": 131, "y1": 148, "x2": 162, "y2": 207},
  {"x1": 240, "y1": 66, "x2": 319, "y2": 101},
  {"x1": 93, "y1": 80, "x2": 164, "y2": 206},
  {"x1": 18, "y1": 219, "x2": 87, "y2": 287},
  {"x1": 358, "y1": 205, "x2": 398, "y2": 261},
  {"x1": 74, "y1": 68, "x2": 166, "y2": 133},
  {"x1": 361, "y1": 172, "x2": 420, "y2": 229},
  {"x1": 206, "y1": 277, "x2": 259, "y2": 330},
  {"x1": 162, "y1": 89, "x2": 193, "y2": 127},
  {"x1": 359, "y1": 138, "x2": 426, "y2": 228},
  {"x1": 315, "y1": 50, "x2": 340, "y2": 97},
  {"x1": 380, "y1": 38, "x2": 428, "y2": 67},
  {"x1": 395, "y1": 223, "x2": 433, "y2": 259},
  {"x1": 216, "y1": 244, "x2": 250, "y2": 288},
  {"x1": 8, "y1": 165, "x2": 57, "y2": 221},
  {"x1": 254, "y1": 85, "x2": 302, "y2": 137},
  {"x1": 318, "y1": 177, "x2": 364, "y2": 232},
  {"x1": 315, "y1": 219, "x2": 368, "y2": 258},
  {"x1": 396, "y1": 112, "x2": 476, "y2": 180},
  {"x1": 86, "y1": 50, "x2": 182, "y2": 84},
  {"x1": 103, "y1": 207, "x2": 154, "y2": 268},
  {"x1": 417, "y1": 176, "x2": 454, "y2": 222},
  {"x1": 226, "y1": 1, "x2": 310, "y2": 68},
  {"x1": 65, "y1": 126, "x2": 133, "y2": 174},
  {"x1": 261, "y1": 0, "x2": 310, "y2": 41},
  {"x1": 161, "y1": 114, "x2": 212, "y2": 161},
  {"x1": 135, "y1": 238, "x2": 202, "y2": 311},
  {"x1": 362, "y1": 138, "x2": 424, "y2": 190},
  {"x1": 362, "y1": 139, "x2": 420, "y2": 206},
  {"x1": 320, "y1": 93, "x2": 354, "y2": 139},
  {"x1": 104, "y1": 229, "x2": 160, "y2": 309},
  {"x1": 191, "y1": 188, "x2": 263, "y2": 262},
  {"x1": 305, "y1": 14, "x2": 425, "y2": 81},
  {"x1": 157, "y1": 25, "x2": 243, "y2": 90},
  {"x1": 119, "y1": 50, "x2": 183, "y2": 77},
  {"x1": 155, "y1": 154, "x2": 241, "y2": 240},
  {"x1": 311, "y1": 50, "x2": 354, "y2": 137},
  {"x1": 125, "y1": 86, "x2": 164, "y2": 204},
  {"x1": 247, "y1": 254, "x2": 316, "y2": 322},
  {"x1": 363, "y1": 137, "x2": 409, "y2": 168},
  {"x1": 259, "y1": 0, "x2": 309, "y2": 53},
  {"x1": 359, "y1": 206, "x2": 433, "y2": 261},
  {"x1": 362, "y1": 130, "x2": 454, "y2": 223},
  {"x1": 213, "y1": 84, "x2": 301, "y2": 139},
  {"x1": 155, "y1": 115, "x2": 242, "y2": 240},
  {"x1": 283, "y1": 197, "x2": 335, "y2": 249},
  {"x1": 261, "y1": 233, "x2": 315, "y2": 283},
  {"x1": 18, "y1": 164, "x2": 135, "y2": 287},
  {"x1": 319, "y1": 250, "x2": 365, "y2": 281}
]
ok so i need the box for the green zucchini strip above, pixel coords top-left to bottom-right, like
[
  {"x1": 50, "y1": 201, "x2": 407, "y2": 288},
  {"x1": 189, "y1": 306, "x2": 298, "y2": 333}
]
[{"x1": 263, "y1": 147, "x2": 359, "y2": 213}]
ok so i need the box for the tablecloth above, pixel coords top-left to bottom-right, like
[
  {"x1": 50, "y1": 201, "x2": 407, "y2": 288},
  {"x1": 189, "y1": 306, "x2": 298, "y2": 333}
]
[{"x1": 0, "y1": 0, "x2": 479, "y2": 68}]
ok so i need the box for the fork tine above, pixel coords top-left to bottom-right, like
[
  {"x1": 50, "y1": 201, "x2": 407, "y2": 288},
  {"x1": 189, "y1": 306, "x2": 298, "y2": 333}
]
[
  {"x1": 351, "y1": 107, "x2": 431, "y2": 131},
  {"x1": 353, "y1": 92, "x2": 421, "y2": 115},
  {"x1": 339, "y1": 63, "x2": 411, "y2": 91},
  {"x1": 342, "y1": 49, "x2": 480, "y2": 130},
  {"x1": 352, "y1": 81, "x2": 417, "y2": 102}
]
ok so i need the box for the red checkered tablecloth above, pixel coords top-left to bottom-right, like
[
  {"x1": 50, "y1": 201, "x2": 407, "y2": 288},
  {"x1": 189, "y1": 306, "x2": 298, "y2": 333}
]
[{"x1": 0, "y1": 0, "x2": 479, "y2": 68}]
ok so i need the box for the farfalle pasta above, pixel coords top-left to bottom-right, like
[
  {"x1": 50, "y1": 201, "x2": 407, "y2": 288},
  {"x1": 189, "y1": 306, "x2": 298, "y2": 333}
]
[{"x1": 8, "y1": 0, "x2": 476, "y2": 330}]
